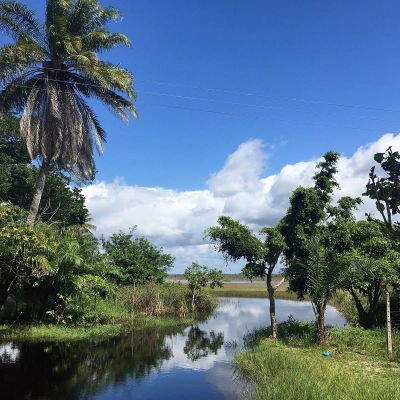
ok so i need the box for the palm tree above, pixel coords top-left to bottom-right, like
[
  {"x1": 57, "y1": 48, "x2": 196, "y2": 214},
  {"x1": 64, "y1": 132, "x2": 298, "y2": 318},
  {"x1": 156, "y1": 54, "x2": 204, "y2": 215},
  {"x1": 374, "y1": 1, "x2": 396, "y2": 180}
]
[{"x1": 0, "y1": 0, "x2": 138, "y2": 225}]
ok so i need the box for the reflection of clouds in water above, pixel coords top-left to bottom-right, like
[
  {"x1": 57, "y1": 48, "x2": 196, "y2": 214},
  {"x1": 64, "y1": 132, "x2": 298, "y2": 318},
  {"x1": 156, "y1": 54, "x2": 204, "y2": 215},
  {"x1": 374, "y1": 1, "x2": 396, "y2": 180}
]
[
  {"x1": 160, "y1": 298, "x2": 347, "y2": 398},
  {"x1": 205, "y1": 361, "x2": 250, "y2": 400},
  {"x1": 163, "y1": 328, "x2": 229, "y2": 371},
  {"x1": 163, "y1": 298, "x2": 346, "y2": 374},
  {"x1": 0, "y1": 342, "x2": 20, "y2": 364}
]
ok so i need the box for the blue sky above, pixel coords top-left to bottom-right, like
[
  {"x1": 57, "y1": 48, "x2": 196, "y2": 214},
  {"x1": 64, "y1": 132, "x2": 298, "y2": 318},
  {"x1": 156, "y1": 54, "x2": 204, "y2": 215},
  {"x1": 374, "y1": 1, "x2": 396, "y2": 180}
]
[{"x1": 3, "y1": 1, "x2": 400, "y2": 273}]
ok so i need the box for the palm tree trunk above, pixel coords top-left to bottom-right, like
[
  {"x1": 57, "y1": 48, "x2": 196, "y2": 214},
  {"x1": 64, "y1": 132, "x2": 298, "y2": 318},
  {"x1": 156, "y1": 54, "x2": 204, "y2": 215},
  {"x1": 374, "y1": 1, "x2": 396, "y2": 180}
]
[
  {"x1": 27, "y1": 159, "x2": 50, "y2": 225},
  {"x1": 313, "y1": 301, "x2": 330, "y2": 344}
]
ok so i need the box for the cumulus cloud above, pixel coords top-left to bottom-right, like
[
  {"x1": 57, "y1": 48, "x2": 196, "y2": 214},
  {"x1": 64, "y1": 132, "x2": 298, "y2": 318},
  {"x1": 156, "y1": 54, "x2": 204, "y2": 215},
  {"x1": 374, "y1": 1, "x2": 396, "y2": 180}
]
[
  {"x1": 206, "y1": 139, "x2": 268, "y2": 196},
  {"x1": 82, "y1": 134, "x2": 400, "y2": 273}
]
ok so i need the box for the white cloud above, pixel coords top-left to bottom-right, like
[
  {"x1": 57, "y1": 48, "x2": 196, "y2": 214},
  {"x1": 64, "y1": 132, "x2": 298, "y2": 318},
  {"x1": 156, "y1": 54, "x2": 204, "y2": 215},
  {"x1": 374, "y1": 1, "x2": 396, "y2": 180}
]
[
  {"x1": 206, "y1": 139, "x2": 268, "y2": 196},
  {"x1": 82, "y1": 134, "x2": 400, "y2": 273}
]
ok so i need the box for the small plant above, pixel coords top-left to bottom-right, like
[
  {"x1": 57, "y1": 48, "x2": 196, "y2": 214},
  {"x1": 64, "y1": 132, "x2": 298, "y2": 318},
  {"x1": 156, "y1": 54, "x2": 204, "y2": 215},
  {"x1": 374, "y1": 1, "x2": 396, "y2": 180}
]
[{"x1": 184, "y1": 262, "x2": 223, "y2": 310}]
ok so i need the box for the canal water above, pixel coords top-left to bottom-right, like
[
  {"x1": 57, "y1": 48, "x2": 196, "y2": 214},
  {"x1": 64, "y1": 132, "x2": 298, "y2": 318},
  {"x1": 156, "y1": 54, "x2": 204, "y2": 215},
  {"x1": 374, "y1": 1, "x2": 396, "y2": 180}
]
[{"x1": 0, "y1": 298, "x2": 346, "y2": 400}]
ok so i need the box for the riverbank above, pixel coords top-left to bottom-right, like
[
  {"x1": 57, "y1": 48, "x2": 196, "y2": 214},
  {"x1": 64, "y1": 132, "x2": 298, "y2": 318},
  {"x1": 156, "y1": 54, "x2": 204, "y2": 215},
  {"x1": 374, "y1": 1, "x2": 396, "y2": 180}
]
[
  {"x1": 234, "y1": 320, "x2": 400, "y2": 399},
  {"x1": 0, "y1": 282, "x2": 216, "y2": 342},
  {"x1": 0, "y1": 314, "x2": 197, "y2": 342}
]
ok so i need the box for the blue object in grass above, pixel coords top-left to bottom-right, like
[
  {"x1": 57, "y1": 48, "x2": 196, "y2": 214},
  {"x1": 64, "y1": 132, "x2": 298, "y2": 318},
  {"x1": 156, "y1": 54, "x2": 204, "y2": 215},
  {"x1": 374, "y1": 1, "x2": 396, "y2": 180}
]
[{"x1": 322, "y1": 351, "x2": 330, "y2": 357}]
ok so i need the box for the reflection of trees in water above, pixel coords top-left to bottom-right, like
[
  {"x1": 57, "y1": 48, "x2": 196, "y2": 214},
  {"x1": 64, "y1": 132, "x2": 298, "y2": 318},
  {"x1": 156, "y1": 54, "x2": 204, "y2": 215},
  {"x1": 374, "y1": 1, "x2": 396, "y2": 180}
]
[
  {"x1": 183, "y1": 325, "x2": 224, "y2": 362},
  {"x1": 0, "y1": 326, "x2": 184, "y2": 400}
]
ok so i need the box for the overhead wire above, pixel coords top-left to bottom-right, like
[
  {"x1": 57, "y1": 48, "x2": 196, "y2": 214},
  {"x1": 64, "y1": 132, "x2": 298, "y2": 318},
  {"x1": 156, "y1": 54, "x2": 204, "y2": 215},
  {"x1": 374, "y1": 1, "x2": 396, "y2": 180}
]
[
  {"x1": 136, "y1": 79, "x2": 400, "y2": 114},
  {"x1": 1, "y1": 77, "x2": 399, "y2": 124},
  {"x1": 0, "y1": 64, "x2": 399, "y2": 132},
  {"x1": 139, "y1": 101, "x2": 392, "y2": 133},
  {"x1": 0, "y1": 62, "x2": 399, "y2": 113},
  {"x1": 136, "y1": 91, "x2": 400, "y2": 123}
]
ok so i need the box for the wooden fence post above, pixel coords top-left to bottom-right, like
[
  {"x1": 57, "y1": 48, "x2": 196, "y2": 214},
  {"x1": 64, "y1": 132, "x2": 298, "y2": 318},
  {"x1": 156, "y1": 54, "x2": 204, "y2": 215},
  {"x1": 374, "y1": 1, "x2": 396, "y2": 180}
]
[{"x1": 387, "y1": 292, "x2": 392, "y2": 360}]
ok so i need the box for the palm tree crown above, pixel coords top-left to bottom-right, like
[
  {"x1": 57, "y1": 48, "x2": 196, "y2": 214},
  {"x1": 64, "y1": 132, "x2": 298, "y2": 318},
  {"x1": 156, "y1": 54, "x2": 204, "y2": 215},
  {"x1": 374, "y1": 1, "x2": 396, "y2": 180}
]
[{"x1": 0, "y1": 0, "x2": 137, "y2": 223}]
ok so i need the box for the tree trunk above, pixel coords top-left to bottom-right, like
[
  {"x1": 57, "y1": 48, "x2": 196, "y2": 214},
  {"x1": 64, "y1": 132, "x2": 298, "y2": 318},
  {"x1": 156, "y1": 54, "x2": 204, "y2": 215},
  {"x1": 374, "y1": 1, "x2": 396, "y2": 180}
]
[
  {"x1": 348, "y1": 287, "x2": 375, "y2": 329},
  {"x1": 191, "y1": 292, "x2": 196, "y2": 311},
  {"x1": 313, "y1": 302, "x2": 330, "y2": 345},
  {"x1": 0, "y1": 270, "x2": 17, "y2": 310},
  {"x1": 27, "y1": 159, "x2": 50, "y2": 225},
  {"x1": 266, "y1": 269, "x2": 277, "y2": 339}
]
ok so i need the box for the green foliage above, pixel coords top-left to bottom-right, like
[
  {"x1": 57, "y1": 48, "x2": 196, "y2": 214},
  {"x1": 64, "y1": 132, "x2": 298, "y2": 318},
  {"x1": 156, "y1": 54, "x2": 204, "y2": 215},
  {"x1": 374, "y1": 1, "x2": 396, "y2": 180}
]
[
  {"x1": 280, "y1": 187, "x2": 326, "y2": 297},
  {"x1": 332, "y1": 220, "x2": 400, "y2": 328},
  {"x1": 184, "y1": 262, "x2": 223, "y2": 310},
  {"x1": 0, "y1": 204, "x2": 52, "y2": 310},
  {"x1": 205, "y1": 217, "x2": 287, "y2": 337},
  {"x1": 363, "y1": 146, "x2": 400, "y2": 238},
  {"x1": 205, "y1": 215, "x2": 263, "y2": 263},
  {"x1": 101, "y1": 228, "x2": 174, "y2": 285},
  {"x1": 0, "y1": 204, "x2": 116, "y2": 324}
]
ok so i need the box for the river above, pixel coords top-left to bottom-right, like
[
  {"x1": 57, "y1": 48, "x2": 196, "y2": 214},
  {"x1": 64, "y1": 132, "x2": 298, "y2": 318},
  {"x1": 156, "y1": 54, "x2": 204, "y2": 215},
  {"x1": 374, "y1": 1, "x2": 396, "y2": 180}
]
[{"x1": 0, "y1": 298, "x2": 346, "y2": 400}]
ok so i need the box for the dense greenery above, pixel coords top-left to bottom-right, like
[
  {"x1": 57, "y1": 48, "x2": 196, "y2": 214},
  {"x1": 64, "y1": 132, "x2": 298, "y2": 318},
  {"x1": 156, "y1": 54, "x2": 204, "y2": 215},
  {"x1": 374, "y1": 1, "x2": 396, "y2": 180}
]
[
  {"x1": 364, "y1": 146, "x2": 400, "y2": 239},
  {"x1": 101, "y1": 228, "x2": 175, "y2": 285}
]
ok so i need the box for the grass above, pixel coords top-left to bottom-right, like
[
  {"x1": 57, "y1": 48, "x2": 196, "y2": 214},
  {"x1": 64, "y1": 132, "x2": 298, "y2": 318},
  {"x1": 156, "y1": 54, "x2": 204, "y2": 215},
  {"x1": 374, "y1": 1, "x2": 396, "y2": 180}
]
[
  {"x1": 0, "y1": 314, "x2": 197, "y2": 342},
  {"x1": 205, "y1": 281, "x2": 303, "y2": 300},
  {"x1": 234, "y1": 318, "x2": 400, "y2": 400}
]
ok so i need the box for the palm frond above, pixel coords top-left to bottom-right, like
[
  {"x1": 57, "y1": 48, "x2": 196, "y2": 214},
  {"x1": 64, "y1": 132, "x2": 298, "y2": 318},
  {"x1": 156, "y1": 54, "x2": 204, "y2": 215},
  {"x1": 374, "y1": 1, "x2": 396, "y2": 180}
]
[
  {"x1": 83, "y1": 31, "x2": 131, "y2": 52},
  {"x1": 0, "y1": 0, "x2": 43, "y2": 43},
  {"x1": 70, "y1": 72, "x2": 137, "y2": 120},
  {"x1": 0, "y1": 74, "x2": 40, "y2": 111},
  {"x1": 68, "y1": 1, "x2": 122, "y2": 34},
  {"x1": 0, "y1": 0, "x2": 137, "y2": 187}
]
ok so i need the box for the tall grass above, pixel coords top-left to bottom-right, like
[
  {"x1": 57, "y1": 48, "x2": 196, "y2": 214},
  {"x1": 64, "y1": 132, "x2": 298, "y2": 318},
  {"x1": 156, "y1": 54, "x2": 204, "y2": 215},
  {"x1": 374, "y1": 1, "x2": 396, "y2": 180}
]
[
  {"x1": 235, "y1": 318, "x2": 400, "y2": 400},
  {"x1": 0, "y1": 281, "x2": 218, "y2": 341}
]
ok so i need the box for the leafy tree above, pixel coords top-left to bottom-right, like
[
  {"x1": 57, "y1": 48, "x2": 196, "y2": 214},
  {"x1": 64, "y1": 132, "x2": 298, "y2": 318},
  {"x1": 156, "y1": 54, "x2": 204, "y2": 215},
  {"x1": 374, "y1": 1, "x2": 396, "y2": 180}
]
[
  {"x1": 0, "y1": 113, "x2": 90, "y2": 226},
  {"x1": 0, "y1": 0, "x2": 138, "y2": 224},
  {"x1": 204, "y1": 216, "x2": 286, "y2": 338},
  {"x1": 364, "y1": 146, "x2": 400, "y2": 239},
  {"x1": 20, "y1": 224, "x2": 112, "y2": 323},
  {"x1": 334, "y1": 220, "x2": 400, "y2": 329},
  {"x1": 280, "y1": 151, "x2": 341, "y2": 298},
  {"x1": 101, "y1": 229, "x2": 175, "y2": 285},
  {"x1": 183, "y1": 262, "x2": 223, "y2": 310},
  {"x1": 280, "y1": 151, "x2": 364, "y2": 343},
  {"x1": 0, "y1": 204, "x2": 52, "y2": 311}
]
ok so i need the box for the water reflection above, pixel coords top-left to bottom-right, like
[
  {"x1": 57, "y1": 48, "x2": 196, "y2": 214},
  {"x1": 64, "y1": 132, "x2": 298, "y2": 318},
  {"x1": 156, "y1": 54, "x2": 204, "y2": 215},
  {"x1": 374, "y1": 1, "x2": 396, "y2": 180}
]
[
  {"x1": 0, "y1": 298, "x2": 346, "y2": 400},
  {"x1": 184, "y1": 325, "x2": 224, "y2": 362}
]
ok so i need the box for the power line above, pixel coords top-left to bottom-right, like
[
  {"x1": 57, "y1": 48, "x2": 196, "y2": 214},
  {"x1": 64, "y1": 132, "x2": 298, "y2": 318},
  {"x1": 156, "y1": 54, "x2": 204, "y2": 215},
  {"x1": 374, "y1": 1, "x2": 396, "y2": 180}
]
[
  {"x1": 140, "y1": 101, "x2": 393, "y2": 133},
  {"x1": 2, "y1": 77, "x2": 400, "y2": 124},
  {"x1": 0, "y1": 81, "x2": 398, "y2": 132},
  {"x1": 137, "y1": 80, "x2": 400, "y2": 114},
  {"x1": 0, "y1": 62, "x2": 399, "y2": 113},
  {"x1": 137, "y1": 91, "x2": 400, "y2": 123}
]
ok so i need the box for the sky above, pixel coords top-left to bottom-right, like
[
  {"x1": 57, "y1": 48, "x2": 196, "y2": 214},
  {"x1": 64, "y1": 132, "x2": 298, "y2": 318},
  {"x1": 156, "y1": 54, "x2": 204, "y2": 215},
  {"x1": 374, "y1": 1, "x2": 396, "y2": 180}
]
[{"x1": 3, "y1": 1, "x2": 400, "y2": 273}]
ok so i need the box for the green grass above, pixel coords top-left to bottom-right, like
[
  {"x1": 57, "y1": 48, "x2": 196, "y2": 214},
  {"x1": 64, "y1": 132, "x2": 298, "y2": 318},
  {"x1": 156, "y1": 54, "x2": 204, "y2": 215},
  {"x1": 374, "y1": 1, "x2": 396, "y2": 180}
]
[
  {"x1": 234, "y1": 319, "x2": 400, "y2": 400},
  {"x1": 0, "y1": 314, "x2": 196, "y2": 342},
  {"x1": 205, "y1": 282, "x2": 303, "y2": 300}
]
